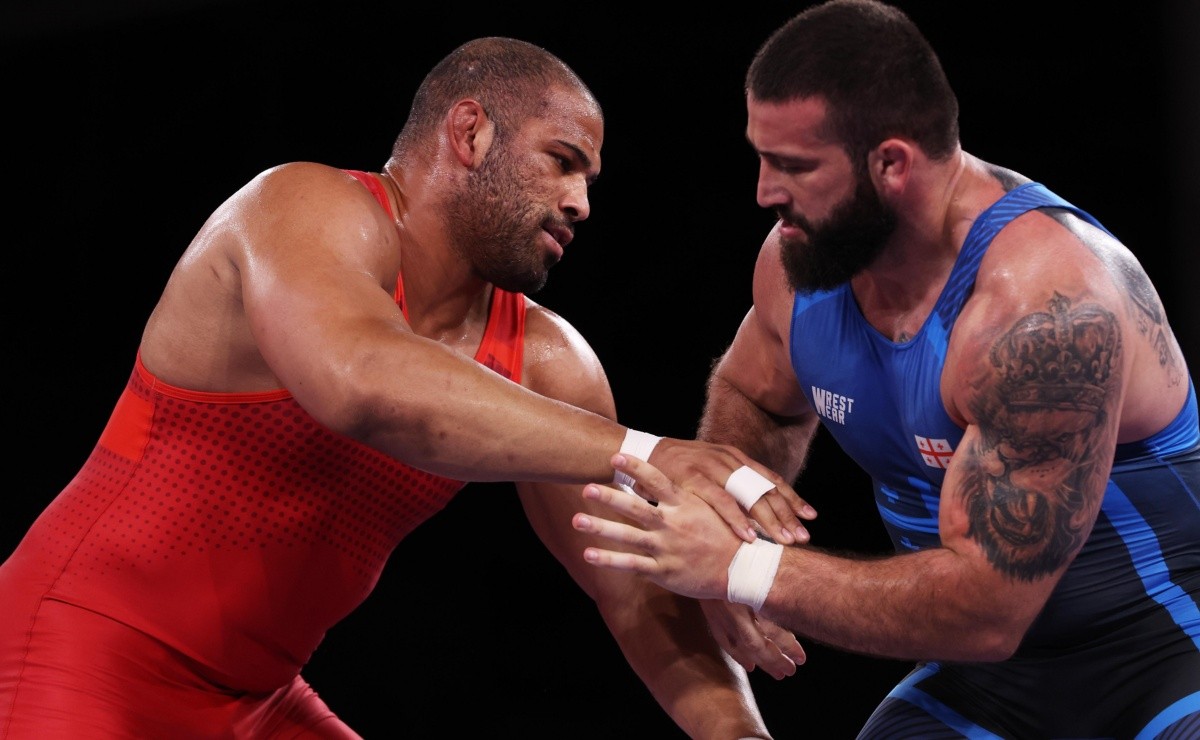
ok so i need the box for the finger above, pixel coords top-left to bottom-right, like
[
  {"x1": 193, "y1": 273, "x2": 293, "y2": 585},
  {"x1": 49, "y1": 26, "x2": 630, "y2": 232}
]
[
  {"x1": 724, "y1": 465, "x2": 794, "y2": 543},
  {"x1": 699, "y1": 600, "x2": 750, "y2": 664},
  {"x1": 581, "y1": 482, "x2": 662, "y2": 525},
  {"x1": 755, "y1": 616, "x2": 807, "y2": 667},
  {"x1": 571, "y1": 507, "x2": 656, "y2": 549},
  {"x1": 749, "y1": 494, "x2": 809, "y2": 545},
  {"x1": 616, "y1": 454, "x2": 758, "y2": 542},
  {"x1": 578, "y1": 544, "x2": 658, "y2": 574},
  {"x1": 726, "y1": 457, "x2": 816, "y2": 521},
  {"x1": 765, "y1": 474, "x2": 817, "y2": 522},
  {"x1": 731, "y1": 466, "x2": 815, "y2": 544},
  {"x1": 726, "y1": 606, "x2": 797, "y2": 680},
  {"x1": 705, "y1": 484, "x2": 758, "y2": 544},
  {"x1": 610, "y1": 453, "x2": 681, "y2": 504},
  {"x1": 751, "y1": 642, "x2": 798, "y2": 681}
]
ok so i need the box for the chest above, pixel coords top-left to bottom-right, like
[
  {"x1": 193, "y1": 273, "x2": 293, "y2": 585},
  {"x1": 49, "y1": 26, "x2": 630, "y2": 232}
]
[{"x1": 789, "y1": 288, "x2": 966, "y2": 491}]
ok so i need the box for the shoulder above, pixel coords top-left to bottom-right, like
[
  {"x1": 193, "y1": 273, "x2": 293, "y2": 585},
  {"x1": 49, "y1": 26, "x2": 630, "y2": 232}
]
[
  {"x1": 522, "y1": 297, "x2": 605, "y2": 377},
  {"x1": 946, "y1": 204, "x2": 1178, "y2": 428},
  {"x1": 952, "y1": 210, "x2": 1120, "y2": 360},
  {"x1": 750, "y1": 222, "x2": 796, "y2": 337},
  {"x1": 226, "y1": 163, "x2": 397, "y2": 258},
  {"x1": 984, "y1": 208, "x2": 1120, "y2": 308},
  {"x1": 238, "y1": 163, "x2": 381, "y2": 217},
  {"x1": 520, "y1": 297, "x2": 615, "y2": 417}
]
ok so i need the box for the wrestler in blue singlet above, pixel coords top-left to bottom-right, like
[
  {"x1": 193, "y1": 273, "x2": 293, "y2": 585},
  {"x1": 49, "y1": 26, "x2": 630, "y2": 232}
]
[{"x1": 788, "y1": 182, "x2": 1200, "y2": 739}]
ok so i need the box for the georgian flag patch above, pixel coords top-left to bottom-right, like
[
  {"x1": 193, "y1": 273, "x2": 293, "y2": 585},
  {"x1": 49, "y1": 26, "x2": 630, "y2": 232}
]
[{"x1": 915, "y1": 435, "x2": 954, "y2": 469}]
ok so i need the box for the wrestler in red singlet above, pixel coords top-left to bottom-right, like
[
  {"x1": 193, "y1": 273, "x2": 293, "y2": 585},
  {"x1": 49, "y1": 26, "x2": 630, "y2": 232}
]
[{"x1": 0, "y1": 171, "x2": 524, "y2": 738}]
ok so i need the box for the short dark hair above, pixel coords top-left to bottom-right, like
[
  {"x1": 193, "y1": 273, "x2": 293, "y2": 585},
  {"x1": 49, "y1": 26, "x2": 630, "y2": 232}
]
[
  {"x1": 393, "y1": 37, "x2": 599, "y2": 159},
  {"x1": 746, "y1": 0, "x2": 959, "y2": 168}
]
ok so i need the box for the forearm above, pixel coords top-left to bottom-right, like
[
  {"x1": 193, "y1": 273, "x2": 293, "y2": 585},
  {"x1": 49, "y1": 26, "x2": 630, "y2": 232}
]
[
  {"x1": 336, "y1": 343, "x2": 628, "y2": 484},
  {"x1": 760, "y1": 545, "x2": 1026, "y2": 662},
  {"x1": 698, "y1": 374, "x2": 816, "y2": 482},
  {"x1": 602, "y1": 590, "x2": 771, "y2": 739}
]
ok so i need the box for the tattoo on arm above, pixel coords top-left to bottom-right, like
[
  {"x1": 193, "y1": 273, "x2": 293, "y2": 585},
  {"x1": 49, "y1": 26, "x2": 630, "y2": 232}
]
[{"x1": 960, "y1": 293, "x2": 1120, "y2": 581}]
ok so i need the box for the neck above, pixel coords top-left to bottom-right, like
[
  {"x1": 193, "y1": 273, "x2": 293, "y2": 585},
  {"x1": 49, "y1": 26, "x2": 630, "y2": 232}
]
[
  {"x1": 852, "y1": 150, "x2": 1013, "y2": 340},
  {"x1": 378, "y1": 163, "x2": 491, "y2": 338}
]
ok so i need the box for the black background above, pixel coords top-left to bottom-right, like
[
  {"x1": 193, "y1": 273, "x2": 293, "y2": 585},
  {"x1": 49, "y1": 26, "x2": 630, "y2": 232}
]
[{"x1": 5, "y1": 2, "x2": 1198, "y2": 738}]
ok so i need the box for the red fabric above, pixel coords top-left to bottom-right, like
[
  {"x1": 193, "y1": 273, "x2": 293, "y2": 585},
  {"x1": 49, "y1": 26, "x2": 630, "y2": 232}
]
[
  {"x1": 1, "y1": 600, "x2": 358, "y2": 739},
  {"x1": 0, "y1": 169, "x2": 527, "y2": 734}
]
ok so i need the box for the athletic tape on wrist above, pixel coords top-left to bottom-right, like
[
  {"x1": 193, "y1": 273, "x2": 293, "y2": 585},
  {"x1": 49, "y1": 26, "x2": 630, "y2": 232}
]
[
  {"x1": 726, "y1": 539, "x2": 784, "y2": 612},
  {"x1": 724, "y1": 465, "x2": 775, "y2": 510},
  {"x1": 613, "y1": 428, "x2": 662, "y2": 494}
]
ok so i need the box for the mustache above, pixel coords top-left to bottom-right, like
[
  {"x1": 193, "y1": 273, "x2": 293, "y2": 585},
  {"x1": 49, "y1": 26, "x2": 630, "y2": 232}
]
[
  {"x1": 542, "y1": 215, "x2": 575, "y2": 243},
  {"x1": 775, "y1": 207, "x2": 812, "y2": 233}
]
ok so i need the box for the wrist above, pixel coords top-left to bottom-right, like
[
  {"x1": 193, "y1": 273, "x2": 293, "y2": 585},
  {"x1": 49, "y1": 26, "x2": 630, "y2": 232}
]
[
  {"x1": 726, "y1": 539, "x2": 783, "y2": 612},
  {"x1": 613, "y1": 428, "x2": 662, "y2": 492}
]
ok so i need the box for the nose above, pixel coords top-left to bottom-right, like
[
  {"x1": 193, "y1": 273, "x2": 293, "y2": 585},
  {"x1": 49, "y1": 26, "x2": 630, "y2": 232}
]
[
  {"x1": 756, "y1": 159, "x2": 787, "y2": 210},
  {"x1": 561, "y1": 175, "x2": 591, "y2": 222}
]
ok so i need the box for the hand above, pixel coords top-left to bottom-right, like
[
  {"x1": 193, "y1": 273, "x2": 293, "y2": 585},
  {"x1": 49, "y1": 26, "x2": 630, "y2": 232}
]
[
  {"x1": 650, "y1": 438, "x2": 815, "y2": 545},
  {"x1": 699, "y1": 599, "x2": 804, "y2": 680},
  {"x1": 574, "y1": 453, "x2": 744, "y2": 601}
]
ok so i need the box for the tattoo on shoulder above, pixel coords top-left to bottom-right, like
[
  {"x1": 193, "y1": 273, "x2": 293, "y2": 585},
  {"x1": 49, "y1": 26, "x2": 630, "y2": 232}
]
[
  {"x1": 1117, "y1": 260, "x2": 1183, "y2": 385},
  {"x1": 986, "y1": 165, "x2": 1031, "y2": 192},
  {"x1": 1052, "y1": 209, "x2": 1183, "y2": 385},
  {"x1": 960, "y1": 293, "x2": 1121, "y2": 581}
]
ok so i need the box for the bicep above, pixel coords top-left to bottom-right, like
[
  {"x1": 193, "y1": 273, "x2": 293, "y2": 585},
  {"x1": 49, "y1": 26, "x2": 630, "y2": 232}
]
[
  {"x1": 516, "y1": 307, "x2": 627, "y2": 599},
  {"x1": 701, "y1": 243, "x2": 817, "y2": 476},
  {"x1": 711, "y1": 235, "x2": 812, "y2": 420},
  {"x1": 710, "y1": 305, "x2": 809, "y2": 420},
  {"x1": 516, "y1": 479, "x2": 634, "y2": 603},
  {"x1": 939, "y1": 287, "x2": 1124, "y2": 608}
]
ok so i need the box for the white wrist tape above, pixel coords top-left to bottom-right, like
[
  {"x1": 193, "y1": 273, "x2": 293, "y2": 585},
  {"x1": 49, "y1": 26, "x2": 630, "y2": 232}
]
[
  {"x1": 724, "y1": 465, "x2": 775, "y2": 510},
  {"x1": 726, "y1": 539, "x2": 783, "y2": 612},
  {"x1": 613, "y1": 428, "x2": 662, "y2": 494}
]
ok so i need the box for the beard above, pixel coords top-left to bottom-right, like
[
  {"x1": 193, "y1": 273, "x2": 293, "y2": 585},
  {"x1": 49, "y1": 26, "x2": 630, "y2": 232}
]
[
  {"x1": 778, "y1": 171, "x2": 897, "y2": 293},
  {"x1": 441, "y1": 142, "x2": 566, "y2": 295}
]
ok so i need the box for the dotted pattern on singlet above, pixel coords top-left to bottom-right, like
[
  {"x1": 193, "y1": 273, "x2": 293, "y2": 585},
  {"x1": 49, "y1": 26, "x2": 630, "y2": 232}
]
[{"x1": 52, "y1": 368, "x2": 464, "y2": 592}]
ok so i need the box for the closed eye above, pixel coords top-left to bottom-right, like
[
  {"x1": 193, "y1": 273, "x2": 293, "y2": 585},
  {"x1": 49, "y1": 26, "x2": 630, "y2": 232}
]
[{"x1": 763, "y1": 154, "x2": 815, "y2": 175}]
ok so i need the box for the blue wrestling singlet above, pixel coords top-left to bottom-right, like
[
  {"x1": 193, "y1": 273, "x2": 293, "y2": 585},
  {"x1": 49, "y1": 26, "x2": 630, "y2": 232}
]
[{"x1": 788, "y1": 182, "x2": 1200, "y2": 739}]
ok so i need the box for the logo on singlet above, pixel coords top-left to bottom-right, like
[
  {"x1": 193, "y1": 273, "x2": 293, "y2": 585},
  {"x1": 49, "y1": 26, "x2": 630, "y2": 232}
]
[
  {"x1": 811, "y1": 386, "x2": 854, "y2": 425},
  {"x1": 914, "y1": 435, "x2": 954, "y2": 469}
]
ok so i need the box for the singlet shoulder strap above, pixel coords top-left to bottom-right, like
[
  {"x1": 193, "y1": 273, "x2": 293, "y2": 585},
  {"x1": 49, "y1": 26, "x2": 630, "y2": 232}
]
[
  {"x1": 935, "y1": 182, "x2": 1111, "y2": 327},
  {"x1": 477, "y1": 289, "x2": 525, "y2": 383},
  {"x1": 344, "y1": 169, "x2": 393, "y2": 217},
  {"x1": 343, "y1": 169, "x2": 409, "y2": 319},
  {"x1": 342, "y1": 168, "x2": 525, "y2": 381}
]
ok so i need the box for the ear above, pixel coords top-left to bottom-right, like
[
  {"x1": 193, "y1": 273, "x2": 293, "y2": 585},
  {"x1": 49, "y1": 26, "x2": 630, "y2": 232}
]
[
  {"x1": 867, "y1": 138, "x2": 913, "y2": 198},
  {"x1": 445, "y1": 99, "x2": 494, "y2": 168}
]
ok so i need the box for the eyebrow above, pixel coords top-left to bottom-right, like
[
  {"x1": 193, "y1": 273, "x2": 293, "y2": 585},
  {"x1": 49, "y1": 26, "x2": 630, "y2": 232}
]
[{"x1": 557, "y1": 139, "x2": 600, "y2": 185}]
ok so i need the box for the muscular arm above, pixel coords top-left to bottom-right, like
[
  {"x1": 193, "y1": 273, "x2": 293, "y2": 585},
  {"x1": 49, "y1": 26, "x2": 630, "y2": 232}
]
[
  {"x1": 250, "y1": 166, "x2": 629, "y2": 483},
  {"x1": 143, "y1": 163, "x2": 626, "y2": 484},
  {"x1": 696, "y1": 235, "x2": 820, "y2": 502},
  {"x1": 755, "y1": 284, "x2": 1122, "y2": 659},
  {"x1": 516, "y1": 304, "x2": 772, "y2": 739},
  {"x1": 576, "y1": 216, "x2": 1128, "y2": 662},
  {"x1": 141, "y1": 163, "x2": 806, "y2": 544}
]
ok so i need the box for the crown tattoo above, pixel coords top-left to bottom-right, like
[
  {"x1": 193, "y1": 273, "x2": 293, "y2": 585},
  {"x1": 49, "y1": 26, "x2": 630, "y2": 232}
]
[{"x1": 990, "y1": 293, "x2": 1118, "y2": 413}]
